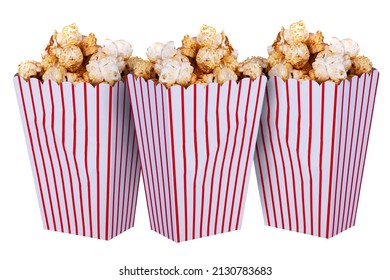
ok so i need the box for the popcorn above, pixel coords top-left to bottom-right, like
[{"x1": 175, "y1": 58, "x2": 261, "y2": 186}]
[
  {"x1": 268, "y1": 63, "x2": 293, "y2": 81},
  {"x1": 144, "y1": 25, "x2": 262, "y2": 87},
  {"x1": 196, "y1": 47, "x2": 224, "y2": 73},
  {"x1": 265, "y1": 20, "x2": 374, "y2": 83},
  {"x1": 282, "y1": 42, "x2": 310, "y2": 69},
  {"x1": 60, "y1": 23, "x2": 82, "y2": 47},
  {"x1": 42, "y1": 66, "x2": 67, "y2": 84},
  {"x1": 238, "y1": 57, "x2": 267, "y2": 80},
  {"x1": 17, "y1": 23, "x2": 134, "y2": 86},
  {"x1": 18, "y1": 61, "x2": 42, "y2": 80},
  {"x1": 180, "y1": 35, "x2": 200, "y2": 58},
  {"x1": 56, "y1": 45, "x2": 84, "y2": 72},
  {"x1": 213, "y1": 66, "x2": 237, "y2": 84},
  {"x1": 126, "y1": 57, "x2": 155, "y2": 80},
  {"x1": 80, "y1": 33, "x2": 99, "y2": 56},
  {"x1": 350, "y1": 55, "x2": 373, "y2": 76}
]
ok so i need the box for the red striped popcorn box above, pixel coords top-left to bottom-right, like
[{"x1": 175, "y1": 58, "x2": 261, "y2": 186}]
[
  {"x1": 128, "y1": 74, "x2": 267, "y2": 242},
  {"x1": 14, "y1": 76, "x2": 141, "y2": 240},
  {"x1": 254, "y1": 70, "x2": 379, "y2": 238}
]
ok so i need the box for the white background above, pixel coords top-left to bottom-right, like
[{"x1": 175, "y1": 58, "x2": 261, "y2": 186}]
[{"x1": 1, "y1": 0, "x2": 389, "y2": 279}]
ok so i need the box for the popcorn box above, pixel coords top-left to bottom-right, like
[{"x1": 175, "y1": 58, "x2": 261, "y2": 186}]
[
  {"x1": 14, "y1": 76, "x2": 141, "y2": 240},
  {"x1": 128, "y1": 74, "x2": 267, "y2": 242},
  {"x1": 254, "y1": 70, "x2": 379, "y2": 238}
]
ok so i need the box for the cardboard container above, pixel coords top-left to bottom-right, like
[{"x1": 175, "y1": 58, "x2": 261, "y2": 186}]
[
  {"x1": 254, "y1": 70, "x2": 379, "y2": 238},
  {"x1": 14, "y1": 76, "x2": 141, "y2": 240},
  {"x1": 128, "y1": 75, "x2": 267, "y2": 242}
]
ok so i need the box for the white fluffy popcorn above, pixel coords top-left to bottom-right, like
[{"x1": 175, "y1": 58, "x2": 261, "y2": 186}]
[
  {"x1": 18, "y1": 61, "x2": 42, "y2": 80},
  {"x1": 102, "y1": 39, "x2": 133, "y2": 60},
  {"x1": 86, "y1": 50, "x2": 121, "y2": 85},
  {"x1": 312, "y1": 51, "x2": 347, "y2": 83},
  {"x1": 341, "y1": 38, "x2": 360, "y2": 58},
  {"x1": 146, "y1": 42, "x2": 164, "y2": 63}
]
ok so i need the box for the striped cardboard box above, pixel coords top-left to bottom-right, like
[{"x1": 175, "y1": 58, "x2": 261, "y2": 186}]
[
  {"x1": 254, "y1": 70, "x2": 379, "y2": 238},
  {"x1": 128, "y1": 75, "x2": 267, "y2": 242},
  {"x1": 14, "y1": 76, "x2": 141, "y2": 240}
]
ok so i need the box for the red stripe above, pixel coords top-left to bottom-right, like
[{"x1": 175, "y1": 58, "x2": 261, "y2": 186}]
[
  {"x1": 266, "y1": 80, "x2": 285, "y2": 229},
  {"x1": 139, "y1": 79, "x2": 161, "y2": 234},
  {"x1": 124, "y1": 130, "x2": 136, "y2": 230},
  {"x1": 214, "y1": 82, "x2": 232, "y2": 234},
  {"x1": 308, "y1": 81, "x2": 314, "y2": 235},
  {"x1": 318, "y1": 84, "x2": 326, "y2": 236},
  {"x1": 168, "y1": 88, "x2": 181, "y2": 242},
  {"x1": 83, "y1": 83, "x2": 93, "y2": 237},
  {"x1": 274, "y1": 77, "x2": 292, "y2": 230},
  {"x1": 128, "y1": 77, "x2": 151, "y2": 231},
  {"x1": 39, "y1": 81, "x2": 64, "y2": 232},
  {"x1": 180, "y1": 87, "x2": 188, "y2": 240},
  {"x1": 332, "y1": 82, "x2": 346, "y2": 237},
  {"x1": 207, "y1": 84, "x2": 221, "y2": 235},
  {"x1": 229, "y1": 79, "x2": 253, "y2": 231},
  {"x1": 342, "y1": 78, "x2": 359, "y2": 232},
  {"x1": 285, "y1": 80, "x2": 299, "y2": 231},
  {"x1": 105, "y1": 86, "x2": 113, "y2": 240},
  {"x1": 96, "y1": 85, "x2": 101, "y2": 238},
  {"x1": 146, "y1": 82, "x2": 166, "y2": 237},
  {"x1": 110, "y1": 85, "x2": 119, "y2": 237},
  {"x1": 153, "y1": 82, "x2": 170, "y2": 239},
  {"x1": 296, "y1": 81, "x2": 306, "y2": 233},
  {"x1": 130, "y1": 153, "x2": 141, "y2": 228},
  {"x1": 221, "y1": 81, "x2": 241, "y2": 232},
  {"x1": 30, "y1": 80, "x2": 57, "y2": 231},
  {"x1": 256, "y1": 144, "x2": 271, "y2": 225},
  {"x1": 260, "y1": 120, "x2": 278, "y2": 227},
  {"x1": 200, "y1": 86, "x2": 210, "y2": 237},
  {"x1": 160, "y1": 83, "x2": 174, "y2": 239},
  {"x1": 50, "y1": 82, "x2": 71, "y2": 233},
  {"x1": 192, "y1": 85, "x2": 199, "y2": 240},
  {"x1": 352, "y1": 72, "x2": 379, "y2": 225},
  {"x1": 18, "y1": 77, "x2": 50, "y2": 229},
  {"x1": 207, "y1": 84, "x2": 221, "y2": 236},
  {"x1": 60, "y1": 84, "x2": 78, "y2": 235},
  {"x1": 130, "y1": 77, "x2": 155, "y2": 231},
  {"x1": 115, "y1": 84, "x2": 128, "y2": 236},
  {"x1": 119, "y1": 91, "x2": 132, "y2": 234},
  {"x1": 337, "y1": 81, "x2": 353, "y2": 234},
  {"x1": 235, "y1": 77, "x2": 263, "y2": 230},
  {"x1": 347, "y1": 74, "x2": 367, "y2": 228},
  {"x1": 325, "y1": 84, "x2": 338, "y2": 238},
  {"x1": 72, "y1": 84, "x2": 85, "y2": 236}
]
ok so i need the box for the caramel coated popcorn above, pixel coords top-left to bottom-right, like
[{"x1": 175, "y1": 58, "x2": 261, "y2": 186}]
[
  {"x1": 17, "y1": 23, "x2": 134, "y2": 86},
  {"x1": 266, "y1": 20, "x2": 373, "y2": 83},
  {"x1": 144, "y1": 25, "x2": 265, "y2": 87}
]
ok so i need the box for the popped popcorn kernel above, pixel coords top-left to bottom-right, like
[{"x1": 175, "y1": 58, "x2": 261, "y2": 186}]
[
  {"x1": 80, "y1": 33, "x2": 99, "y2": 56},
  {"x1": 238, "y1": 57, "x2": 265, "y2": 80},
  {"x1": 180, "y1": 35, "x2": 200, "y2": 58},
  {"x1": 18, "y1": 61, "x2": 42, "y2": 80},
  {"x1": 213, "y1": 66, "x2": 238, "y2": 84},
  {"x1": 61, "y1": 23, "x2": 82, "y2": 47},
  {"x1": 42, "y1": 66, "x2": 67, "y2": 84},
  {"x1": 265, "y1": 20, "x2": 374, "y2": 83},
  {"x1": 350, "y1": 56, "x2": 373, "y2": 76},
  {"x1": 17, "y1": 23, "x2": 134, "y2": 86}
]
